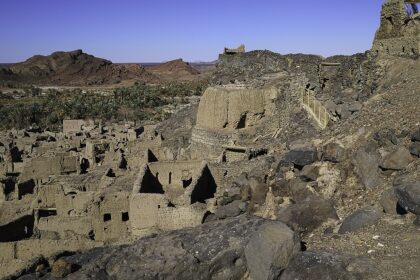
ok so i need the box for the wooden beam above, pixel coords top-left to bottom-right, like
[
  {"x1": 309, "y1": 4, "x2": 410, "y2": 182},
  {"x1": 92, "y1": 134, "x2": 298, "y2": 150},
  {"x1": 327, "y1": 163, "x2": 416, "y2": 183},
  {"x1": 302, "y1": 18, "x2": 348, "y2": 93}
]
[
  {"x1": 321, "y1": 62, "x2": 341, "y2": 67},
  {"x1": 412, "y1": 12, "x2": 420, "y2": 18},
  {"x1": 405, "y1": 0, "x2": 420, "y2": 4}
]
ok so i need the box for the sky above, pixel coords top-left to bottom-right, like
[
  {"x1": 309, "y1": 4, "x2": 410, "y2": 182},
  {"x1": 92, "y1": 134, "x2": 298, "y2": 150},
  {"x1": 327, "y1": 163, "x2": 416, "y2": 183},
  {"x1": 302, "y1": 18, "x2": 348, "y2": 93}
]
[{"x1": 0, "y1": 0, "x2": 384, "y2": 63}]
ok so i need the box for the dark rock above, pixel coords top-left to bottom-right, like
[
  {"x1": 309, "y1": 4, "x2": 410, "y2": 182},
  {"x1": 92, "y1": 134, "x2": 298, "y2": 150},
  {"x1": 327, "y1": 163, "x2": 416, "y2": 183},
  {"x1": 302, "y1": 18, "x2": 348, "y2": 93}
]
[
  {"x1": 270, "y1": 178, "x2": 289, "y2": 197},
  {"x1": 353, "y1": 143, "x2": 384, "y2": 189},
  {"x1": 215, "y1": 200, "x2": 245, "y2": 219},
  {"x1": 373, "y1": 129, "x2": 399, "y2": 146},
  {"x1": 336, "y1": 104, "x2": 351, "y2": 119},
  {"x1": 287, "y1": 178, "x2": 314, "y2": 201},
  {"x1": 409, "y1": 141, "x2": 420, "y2": 157},
  {"x1": 347, "y1": 102, "x2": 362, "y2": 113},
  {"x1": 280, "y1": 251, "x2": 362, "y2": 280},
  {"x1": 322, "y1": 142, "x2": 347, "y2": 163},
  {"x1": 299, "y1": 165, "x2": 320, "y2": 181},
  {"x1": 25, "y1": 216, "x2": 281, "y2": 280},
  {"x1": 244, "y1": 222, "x2": 300, "y2": 280},
  {"x1": 412, "y1": 129, "x2": 420, "y2": 142},
  {"x1": 284, "y1": 146, "x2": 317, "y2": 168},
  {"x1": 379, "y1": 188, "x2": 399, "y2": 215},
  {"x1": 380, "y1": 147, "x2": 413, "y2": 170},
  {"x1": 277, "y1": 196, "x2": 338, "y2": 234},
  {"x1": 394, "y1": 181, "x2": 420, "y2": 215},
  {"x1": 339, "y1": 207, "x2": 382, "y2": 234}
]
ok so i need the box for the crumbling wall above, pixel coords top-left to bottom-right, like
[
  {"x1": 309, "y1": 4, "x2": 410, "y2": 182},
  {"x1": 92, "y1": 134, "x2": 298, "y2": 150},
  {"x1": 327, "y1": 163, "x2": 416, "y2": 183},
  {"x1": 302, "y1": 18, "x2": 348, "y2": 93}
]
[
  {"x1": 20, "y1": 154, "x2": 79, "y2": 181},
  {"x1": 35, "y1": 184, "x2": 63, "y2": 208},
  {"x1": 0, "y1": 238, "x2": 101, "y2": 278},
  {"x1": 157, "y1": 205, "x2": 206, "y2": 231},
  {"x1": 37, "y1": 216, "x2": 93, "y2": 238},
  {"x1": 195, "y1": 86, "x2": 278, "y2": 130},
  {"x1": 130, "y1": 193, "x2": 169, "y2": 235},
  {"x1": 92, "y1": 192, "x2": 131, "y2": 242},
  {"x1": 372, "y1": 0, "x2": 420, "y2": 57},
  {"x1": 55, "y1": 191, "x2": 95, "y2": 217},
  {"x1": 63, "y1": 119, "x2": 85, "y2": 134},
  {"x1": 130, "y1": 193, "x2": 206, "y2": 234}
]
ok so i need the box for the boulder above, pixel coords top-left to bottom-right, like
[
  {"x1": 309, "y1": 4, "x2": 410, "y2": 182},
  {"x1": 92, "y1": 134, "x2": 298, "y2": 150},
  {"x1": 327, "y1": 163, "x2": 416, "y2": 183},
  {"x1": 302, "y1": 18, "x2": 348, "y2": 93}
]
[
  {"x1": 336, "y1": 104, "x2": 351, "y2": 120},
  {"x1": 394, "y1": 181, "x2": 420, "y2": 215},
  {"x1": 380, "y1": 147, "x2": 413, "y2": 170},
  {"x1": 347, "y1": 101, "x2": 362, "y2": 113},
  {"x1": 412, "y1": 130, "x2": 420, "y2": 142},
  {"x1": 338, "y1": 206, "x2": 382, "y2": 234},
  {"x1": 322, "y1": 142, "x2": 346, "y2": 163},
  {"x1": 214, "y1": 200, "x2": 246, "y2": 219},
  {"x1": 277, "y1": 196, "x2": 338, "y2": 233},
  {"x1": 284, "y1": 146, "x2": 317, "y2": 168},
  {"x1": 379, "y1": 188, "x2": 399, "y2": 215},
  {"x1": 244, "y1": 222, "x2": 300, "y2": 280},
  {"x1": 299, "y1": 165, "x2": 320, "y2": 181},
  {"x1": 280, "y1": 251, "x2": 363, "y2": 280},
  {"x1": 51, "y1": 258, "x2": 76, "y2": 278},
  {"x1": 409, "y1": 142, "x2": 420, "y2": 157},
  {"x1": 353, "y1": 143, "x2": 384, "y2": 189},
  {"x1": 21, "y1": 216, "x2": 283, "y2": 280}
]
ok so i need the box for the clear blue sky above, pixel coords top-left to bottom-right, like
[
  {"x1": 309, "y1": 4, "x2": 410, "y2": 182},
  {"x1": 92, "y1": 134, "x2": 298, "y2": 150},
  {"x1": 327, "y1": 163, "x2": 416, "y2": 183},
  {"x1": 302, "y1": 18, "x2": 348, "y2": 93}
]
[{"x1": 0, "y1": 0, "x2": 384, "y2": 63}]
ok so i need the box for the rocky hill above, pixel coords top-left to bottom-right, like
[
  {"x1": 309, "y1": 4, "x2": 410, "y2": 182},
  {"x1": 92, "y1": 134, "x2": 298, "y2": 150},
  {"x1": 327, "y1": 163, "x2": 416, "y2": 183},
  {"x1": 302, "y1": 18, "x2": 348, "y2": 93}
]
[
  {"x1": 0, "y1": 50, "x2": 158, "y2": 86},
  {"x1": 147, "y1": 58, "x2": 201, "y2": 81}
]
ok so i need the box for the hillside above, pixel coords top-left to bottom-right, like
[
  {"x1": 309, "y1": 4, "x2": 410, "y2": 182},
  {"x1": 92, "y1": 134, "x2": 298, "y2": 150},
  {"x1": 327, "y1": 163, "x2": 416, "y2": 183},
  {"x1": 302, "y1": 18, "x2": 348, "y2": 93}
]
[
  {"x1": 0, "y1": 50, "x2": 158, "y2": 86},
  {"x1": 147, "y1": 58, "x2": 201, "y2": 81}
]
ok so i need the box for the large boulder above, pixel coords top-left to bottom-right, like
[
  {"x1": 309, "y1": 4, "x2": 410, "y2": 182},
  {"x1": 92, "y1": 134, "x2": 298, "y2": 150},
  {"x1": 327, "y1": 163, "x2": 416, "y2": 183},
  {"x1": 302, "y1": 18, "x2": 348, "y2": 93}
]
[
  {"x1": 411, "y1": 129, "x2": 420, "y2": 142},
  {"x1": 277, "y1": 196, "x2": 338, "y2": 234},
  {"x1": 244, "y1": 222, "x2": 300, "y2": 280},
  {"x1": 322, "y1": 142, "x2": 347, "y2": 163},
  {"x1": 13, "y1": 216, "x2": 283, "y2": 280},
  {"x1": 214, "y1": 200, "x2": 246, "y2": 219},
  {"x1": 409, "y1": 142, "x2": 420, "y2": 157},
  {"x1": 380, "y1": 147, "x2": 413, "y2": 170},
  {"x1": 353, "y1": 143, "x2": 384, "y2": 189},
  {"x1": 394, "y1": 181, "x2": 420, "y2": 215},
  {"x1": 284, "y1": 146, "x2": 317, "y2": 168},
  {"x1": 339, "y1": 206, "x2": 382, "y2": 234}
]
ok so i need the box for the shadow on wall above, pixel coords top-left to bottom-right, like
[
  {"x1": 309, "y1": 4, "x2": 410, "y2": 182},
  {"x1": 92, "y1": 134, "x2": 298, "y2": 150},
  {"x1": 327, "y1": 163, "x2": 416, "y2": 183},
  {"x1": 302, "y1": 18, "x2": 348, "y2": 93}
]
[
  {"x1": 139, "y1": 167, "x2": 164, "y2": 194},
  {"x1": 191, "y1": 165, "x2": 217, "y2": 204},
  {"x1": 0, "y1": 215, "x2": 34, "y2": 242}
]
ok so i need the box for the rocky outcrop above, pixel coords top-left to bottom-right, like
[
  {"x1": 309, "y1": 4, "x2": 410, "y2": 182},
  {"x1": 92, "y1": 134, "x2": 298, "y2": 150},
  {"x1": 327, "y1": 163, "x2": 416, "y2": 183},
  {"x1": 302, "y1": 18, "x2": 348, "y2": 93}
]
[{"x1": 12, "y1": 216, "x2": 298, "y2": 280}]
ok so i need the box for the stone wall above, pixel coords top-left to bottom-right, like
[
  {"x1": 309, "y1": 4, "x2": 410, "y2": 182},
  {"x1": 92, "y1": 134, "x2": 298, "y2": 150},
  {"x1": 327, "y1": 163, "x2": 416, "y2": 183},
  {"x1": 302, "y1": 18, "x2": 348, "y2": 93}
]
[
  {"x1": 130, "y1": 193, "x2": 206, "y2": 235},
  {"x1": 0, "y1": 239, "x2": 101, "y2": 278},
  {"x1": 92, "y1": 191, "x2": 131, "y2": 242},
  {"x1": 63, "y1": 119, "x2": 85, "y2": 134},
  {"x1": 195, "y1": 86, "x2": 278, "y2": 130},
  {"x1": 20, "y1": 154, "x2": 79, "y2": 181},
  {"x1": 371, "y1": 0, "x2": 420, "y2": 58}
]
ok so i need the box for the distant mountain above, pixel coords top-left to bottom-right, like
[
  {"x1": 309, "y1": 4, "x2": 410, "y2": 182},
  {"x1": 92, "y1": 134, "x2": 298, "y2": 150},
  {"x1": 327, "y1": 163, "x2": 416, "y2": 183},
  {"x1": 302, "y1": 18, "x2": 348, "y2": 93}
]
[
  {"x1": 0, "y1": 50, "x2": 158, "y2": 86},
  {"x1": 146, "y1": 58, "x2": 201, "y2": 81}
]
